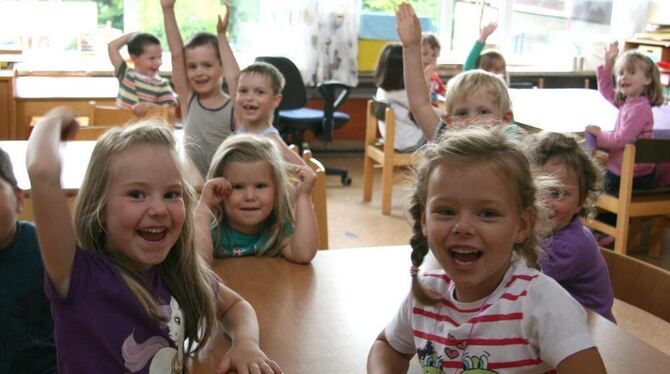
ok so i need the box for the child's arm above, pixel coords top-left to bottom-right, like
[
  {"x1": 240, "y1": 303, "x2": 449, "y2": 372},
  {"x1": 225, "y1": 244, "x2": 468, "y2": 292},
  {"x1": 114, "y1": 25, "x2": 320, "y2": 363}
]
[
  {"x1": 268, "y1": 135, "x2": 307, "y2": 167},
  {"x1": 108, "y1": 32, "x2": 135, "y2": 75},
  {"x1": 464, "y1": 22, "x2": 497, "y2": 71},
  {"x1": 217, "y1": 5, "x2": 240, "y2": 98},
  {"x1": 282, "y1": 166, "x2": 318, "y2": 263},
  {"x1": 556, "y1": 347, "x2": 606, "y2": 374},
  {"x1": 215, "y1": 281, "x2": 282, "y2": 373},
  {"x1": 367, "y1": 331, "x2": 413, "y2": 372},
  {"x1": 195, "y1": 177, "x2": 231, "y2": 266},
  {"x1": 26, "y1": 107, "x2": 80, "y2": 298},
  {"x1": 596, "y1": 41, "x2": 619, "y2": 105},
  {"x1": 396, "y1": 2, "x2": 441, "y2": 140},
  {"x1": 161, "y1": 0, "x2": 191, "y2": 116}
]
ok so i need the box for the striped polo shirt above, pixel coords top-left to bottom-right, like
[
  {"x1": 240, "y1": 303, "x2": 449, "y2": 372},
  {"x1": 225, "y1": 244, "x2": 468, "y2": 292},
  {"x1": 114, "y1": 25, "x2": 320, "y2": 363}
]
[{"x1": 115, "y1": 61, "x2": 177, "y2": 110}]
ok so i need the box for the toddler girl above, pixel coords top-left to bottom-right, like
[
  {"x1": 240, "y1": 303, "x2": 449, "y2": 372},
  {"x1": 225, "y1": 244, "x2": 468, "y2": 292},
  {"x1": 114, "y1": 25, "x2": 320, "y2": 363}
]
[
  {"x1": 586, "y1": 42, "x2": 664, "y2": 232},
  {"x1": 27, "y1": 107, "x2": 281, "y2": 373},
  {"x1": 195, "y1": 134, "x2": 318, "y2": 265},
  {"x1": 528, "y1": 131, "x2": 616, "y2": 323},
  {"x1": 367, "y1": 126, "x2": 606, "y2": 373},
  {"x1": 162, "y1": 0, "x2": 240, "y2": 177},
  {"x1": 463, "y1": 21, "x2": 509, "y2": 84}
]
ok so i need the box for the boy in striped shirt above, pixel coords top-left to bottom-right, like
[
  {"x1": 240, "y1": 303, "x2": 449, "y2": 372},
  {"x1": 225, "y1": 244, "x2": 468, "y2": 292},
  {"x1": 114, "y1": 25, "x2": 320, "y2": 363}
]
[{"x1": 108, "y1": 32, "x2": 177, "y2": 116}]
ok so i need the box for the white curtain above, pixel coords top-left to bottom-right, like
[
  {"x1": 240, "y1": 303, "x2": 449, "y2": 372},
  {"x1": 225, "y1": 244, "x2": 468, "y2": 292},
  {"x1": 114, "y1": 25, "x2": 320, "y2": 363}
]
[{"x1": 254, "y1": 0, "x2": 360, "y2": 86}]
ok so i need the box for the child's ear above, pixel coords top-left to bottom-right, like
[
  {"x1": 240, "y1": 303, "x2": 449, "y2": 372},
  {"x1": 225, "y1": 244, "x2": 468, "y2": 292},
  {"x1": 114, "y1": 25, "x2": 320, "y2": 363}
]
[
  {"x1": 515, "y1": 207, "x2": 534, "y2": 244},
  {"x1": 502, "y1": 111, "x2": 513, "y2": 123},
  {"x1": 273, "y1": 94, "x2": 283, "y2": 109},
  {"x1": 14, "y1": 189, "x2": 25, "y2": 213}
]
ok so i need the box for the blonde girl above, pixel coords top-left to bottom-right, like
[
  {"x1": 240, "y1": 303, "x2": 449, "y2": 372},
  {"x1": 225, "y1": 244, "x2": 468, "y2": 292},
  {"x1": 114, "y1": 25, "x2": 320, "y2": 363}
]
[
  {"x1": 367, "y1": 126, "x2": 606, "y2": 373},
  {"x1": 162, "y1": 0, "x2": 240, "y2": 177},
  {"x1": 27, "y1": 107, "x2": 281, "y2": 373},
  {"x1": 195, "y1": 134, "x2": 318, "y2": 265}
]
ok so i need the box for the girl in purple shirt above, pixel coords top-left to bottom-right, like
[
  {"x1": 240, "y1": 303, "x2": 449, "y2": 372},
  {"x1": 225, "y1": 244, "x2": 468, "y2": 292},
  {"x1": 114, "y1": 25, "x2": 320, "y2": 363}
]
[
  {"x1": 528, "y1": 132, "x2": 616, "y2": 323},
  {"x1": 27, "y1": 107, "x2": 282, "y2": 374}
]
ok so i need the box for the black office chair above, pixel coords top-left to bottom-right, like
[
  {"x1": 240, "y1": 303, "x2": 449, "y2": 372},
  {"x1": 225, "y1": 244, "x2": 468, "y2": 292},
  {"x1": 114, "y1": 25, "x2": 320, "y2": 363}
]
[{"x1": 255, "y1": 56, "x2": 353, "y2": 186}]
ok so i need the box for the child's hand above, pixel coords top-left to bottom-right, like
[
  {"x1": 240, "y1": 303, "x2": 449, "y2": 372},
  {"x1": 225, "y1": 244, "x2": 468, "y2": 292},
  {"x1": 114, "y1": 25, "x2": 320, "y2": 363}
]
[
  {"x1": 40, "y1": 106, "x2": 80, "y2": 140},
  {"x1": 217, "y1": 340, "x2": 282, "y2": 374},
  {"x1": 131, "y1": 102, "x2": 156, "y2": 117},
  {"x1": 585, "y1": 125, "x2": 601, "y2": 136},
  {"x1": 604, "y1": 41, "x2": 618, "y2": 70},
  {"x1": 396, "y1": 2, "x2": 421, "y2": 48},
  {"x1": 217, "y1": 2, "x2": 231, "y2": 36},
  {"x1": 479, "y1": 22, "x2": 498, "y2": 43},
  {"x1": 160, "y1": 0, "x2": 175, "y2": 9},
  {"x1": 293, "y1": 166, "x2": 316, "y2": 197},
  {"x1": 200, "y1": 177, "x2": 232, "y2": 209}
]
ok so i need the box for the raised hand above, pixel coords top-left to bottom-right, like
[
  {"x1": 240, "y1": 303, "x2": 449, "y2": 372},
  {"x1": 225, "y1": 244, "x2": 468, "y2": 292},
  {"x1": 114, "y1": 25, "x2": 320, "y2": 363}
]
[
  {"x1": 217, "y1": 2, "x2": 231, "y2": 36},
  {"x1": 479, "y1": 22, "x2": 498, "y2": 43},
  {"x1": 40, "y1": 106, "x2": 80, "y2": 140},
  {"x1": 604, "y1": 41, "x2": 619, "y2": 70},
  {"x1": 396, "y1": 2, "x2": 421, "y2": 48},
  {"x1": 293, "y1": 166, "x2": 316, "y2": 197},
  {"x1": 160, "y1": 0, "x2": 175, "y2": 9},
  {"x1": 200, "y1": 177, "x2": 232, "y2": 209}
]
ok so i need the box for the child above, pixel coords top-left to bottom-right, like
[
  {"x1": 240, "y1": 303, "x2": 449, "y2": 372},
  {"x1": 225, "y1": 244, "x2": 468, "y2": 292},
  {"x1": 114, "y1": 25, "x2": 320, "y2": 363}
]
[
  {"x1": 195, "y1": 134, "x2": 318, "y2": 265},
  {"x1": 396, "y1": 3, "x2": 514, "y2": 142},
  {"x1": 108, "y1": 32, "x2": 177, "y2": 116},
  {"x1": 527, "y1": 132, "x2": 616, "y2": 323},
  {"x1": 374, "y1": 43, "x2": 427, "y2": 152},
  {"x1": 162, "y1": 0, "x2": 241, "y2": 177},
  {"x1": 421, "y1": 34, "x2": 446, "y2": 107},
  {"x1": 26, "y1": 107, "x2": 281, "y2": 373},
  {"x1": 367, "y1": 126, "x2": 606, "y2": 373},
  {"x1": 463, "y1": 22, "x2": 508, "y2": 84},
  {"x1": 234, "y1": 62, "x2": 306, "y2": 166},
  {"x1": 585, "y1": 42, "x2": 664, "y2": 239},
  {"x1": 0, "y1": 148, "x2": 57, "y2": 373}
]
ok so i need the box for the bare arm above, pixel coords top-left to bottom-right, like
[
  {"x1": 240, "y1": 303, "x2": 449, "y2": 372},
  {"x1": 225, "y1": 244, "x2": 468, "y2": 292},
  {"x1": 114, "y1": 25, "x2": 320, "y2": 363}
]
[
  {"x1": 367, "y1": 331, "x2": 413, "y2": 373},
  {"x1": 269, "y1": 134, "x2": 307, "y2": 167},
  {"x1": 161, "y1": 0, "x2": 191, "y2": 116},
  {"x1": 26, "y1": 107, "x2": 80, "y2": 298},
  {"x1": 217, "y1": 4, "x2": 240, "y2": 97},
  {"x1": 108, "y1": 32, "x2": 135, "y2": 74},
  {"x1": 215, "y1": 282, "x2": 282, "y2": 373},
  {"x1": 556, "y1": 347, "x2": 606, "y2": 374},
  {"x1": 281, "y1": 166, "x2": 318, "y2": 264},
  {"x1": 396, "y1": 3, "x2": 440, "y2": 140},
  {"x1": 194, "y1": 177, "x2": 231, "y2": 266}
]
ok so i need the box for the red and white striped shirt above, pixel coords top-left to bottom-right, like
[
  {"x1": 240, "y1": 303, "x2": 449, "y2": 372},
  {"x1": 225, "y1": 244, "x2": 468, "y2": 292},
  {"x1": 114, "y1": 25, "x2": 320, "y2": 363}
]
[{"x1": 384, "y1": 259, "x2": 594, "y2": 373}]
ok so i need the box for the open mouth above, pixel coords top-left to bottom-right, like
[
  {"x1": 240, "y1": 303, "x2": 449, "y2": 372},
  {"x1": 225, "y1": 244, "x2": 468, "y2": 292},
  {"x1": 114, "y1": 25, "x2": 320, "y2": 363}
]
[
  {"x1": 448, "y1": 248, "x2": 483, "y2": 266},
  {"x1": 242, "y1": 104, "x2": 259, "y2": 112},
  {"x1": 138, "y1": 227, "x2": 167, "y2": 242}
]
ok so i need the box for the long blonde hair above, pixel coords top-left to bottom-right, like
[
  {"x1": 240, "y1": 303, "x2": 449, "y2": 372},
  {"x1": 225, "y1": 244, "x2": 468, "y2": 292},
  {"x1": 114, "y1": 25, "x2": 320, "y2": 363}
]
[
  {"x1": 408, "y1": 126, "x2": 552, "y2": 305},
  {"x1": 74, "y1": 120, "x2": 216, "y2": 353},
  {"x1": 614, "y1": 50, "x2": 664, "y2": 106},
  {"x1": 207, "y1": 134, "x2": 294, "y2": 257}
]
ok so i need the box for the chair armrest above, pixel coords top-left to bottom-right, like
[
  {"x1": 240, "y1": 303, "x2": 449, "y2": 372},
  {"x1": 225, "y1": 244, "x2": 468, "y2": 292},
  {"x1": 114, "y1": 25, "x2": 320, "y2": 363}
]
[{"x1": 317, "y1": 81, "x2": 352, "y2": 111}]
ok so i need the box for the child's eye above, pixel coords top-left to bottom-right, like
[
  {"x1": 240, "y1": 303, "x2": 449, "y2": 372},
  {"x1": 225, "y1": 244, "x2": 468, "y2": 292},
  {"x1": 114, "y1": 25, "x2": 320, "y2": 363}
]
[
  {"x1": 128, "y1": 191, "x2": 145, "y2": 199},
  {"x1": 478, "y1": 210, "x2": 499, "y2": 218},
  {"x1": 478, "y1": 109, "x2": 490, "y2": 115},
  {"x1": 435, "y1": 208, "x2": 455, "y2": 217},
  {"x1": 164, "y1": 191, "x2": 182, "y2": 200},
  {"x1": 231, "y1": 184, "x2": 244, "y2": 190},
  {"x1": 548, "y1": 188, "x2": 564, "y2": 200},
  {"x1": 256, "y1": 183, "x2": 268, "y2": 189}
]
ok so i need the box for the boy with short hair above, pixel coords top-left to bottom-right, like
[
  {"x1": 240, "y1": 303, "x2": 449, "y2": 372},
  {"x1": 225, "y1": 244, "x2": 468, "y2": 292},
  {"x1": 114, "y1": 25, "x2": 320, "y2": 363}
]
[
  {"x1": 397, "y1": 3, "x2": 516, "y2": 141},
  {"x1": 108, "y1": 32, "x2": 177, "y2": 116},
  {"x1": 0, "y1": 147, "x2": 57, "y2": 373}
]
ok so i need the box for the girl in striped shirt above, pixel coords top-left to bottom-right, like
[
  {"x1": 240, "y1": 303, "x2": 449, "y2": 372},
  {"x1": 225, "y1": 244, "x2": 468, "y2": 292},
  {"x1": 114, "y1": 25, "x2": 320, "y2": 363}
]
[{"x1": 368, "y1": 125, "x2": 606, "y2": 373}]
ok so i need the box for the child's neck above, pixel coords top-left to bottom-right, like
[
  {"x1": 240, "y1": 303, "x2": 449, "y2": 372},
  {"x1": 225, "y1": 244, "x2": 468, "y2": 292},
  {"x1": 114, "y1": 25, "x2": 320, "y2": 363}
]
[
  {"x1": 242, "y1": 120, "x2": 272, "y2": 133},
  {"x1": 199, "y1": 89, "x2": 228, "y2": 106}
]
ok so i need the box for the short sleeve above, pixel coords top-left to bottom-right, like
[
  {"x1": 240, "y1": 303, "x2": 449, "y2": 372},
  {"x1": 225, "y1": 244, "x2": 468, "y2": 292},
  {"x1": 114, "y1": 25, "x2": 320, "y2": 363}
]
[{"x1": 383, "y1": 292, "x2": 418, "y2": 355}]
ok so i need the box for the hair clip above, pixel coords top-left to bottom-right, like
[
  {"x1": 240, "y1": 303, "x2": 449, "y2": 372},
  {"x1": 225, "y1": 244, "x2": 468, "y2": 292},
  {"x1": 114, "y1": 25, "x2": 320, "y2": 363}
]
[{"x1": 410, "y1": 265, "x2": 419, "y2": 277}]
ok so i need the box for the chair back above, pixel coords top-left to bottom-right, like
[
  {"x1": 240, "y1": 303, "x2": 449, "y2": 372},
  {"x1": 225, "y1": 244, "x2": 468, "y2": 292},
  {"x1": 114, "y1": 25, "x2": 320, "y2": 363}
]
[
  {"x1": 255, "y1": 56, "x2": 307, "y2": 110},
  {"x1": 634, "y1": 138, "x2": 670, "y2": 163},
  {"x1": 88, "y1": 101, "x2": 136, "y2": 127},
  {"x1": 600, "y1": 248, "x2": 670, "y2": 323},
  {"x1": 317, "y1": 81, "x2": 351, "y2": 141}
]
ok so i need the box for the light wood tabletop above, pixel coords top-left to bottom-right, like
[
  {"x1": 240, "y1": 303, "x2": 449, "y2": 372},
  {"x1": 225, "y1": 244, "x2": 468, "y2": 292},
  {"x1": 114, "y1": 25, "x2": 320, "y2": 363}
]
[{"x1": 189, "y1": 246, "x2": 670, "y2": 373}]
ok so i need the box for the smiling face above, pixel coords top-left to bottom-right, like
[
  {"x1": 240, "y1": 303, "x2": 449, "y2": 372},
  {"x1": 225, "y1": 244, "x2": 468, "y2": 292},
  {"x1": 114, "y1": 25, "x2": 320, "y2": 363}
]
[
  {"x1": 131, "y1": 43, "x2": 163, "y2": 77},
  {"x1": 185, "y1": 45, "x2": 224, "y2": 96},
  {"x1": 616, "y1": 60, "x2": 651, "y2": 98},
  {"x1": 540, "y1": 156, "x2": 582, "y2": 233},
  {"x1": 421, "y1": 160, "x2": 532, "y2": 302},
  {"x1": 421, "y1": 43, "x2": 439, "y2": 69},
  {"x1": 235, "y1": 72, "x2": 282, "y2": 127},
  {"x1": 221, "y1": 160, "x2": 276, "y2": 235},
  {"x1": 103, "y1": 145, "x2": 185, "y2": 272}
]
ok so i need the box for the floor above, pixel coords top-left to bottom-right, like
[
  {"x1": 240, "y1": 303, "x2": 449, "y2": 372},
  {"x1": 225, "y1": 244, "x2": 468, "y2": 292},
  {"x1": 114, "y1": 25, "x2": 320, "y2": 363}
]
[{"x1": 316, "y1": 151, "x2": 670, "y2": 356}]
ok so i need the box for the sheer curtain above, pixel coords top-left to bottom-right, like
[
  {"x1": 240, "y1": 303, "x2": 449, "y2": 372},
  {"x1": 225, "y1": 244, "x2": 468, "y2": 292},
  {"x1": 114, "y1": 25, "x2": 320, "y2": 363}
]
[{"x1": 253, "y1": 0, "x2": 360, "y2": 86}]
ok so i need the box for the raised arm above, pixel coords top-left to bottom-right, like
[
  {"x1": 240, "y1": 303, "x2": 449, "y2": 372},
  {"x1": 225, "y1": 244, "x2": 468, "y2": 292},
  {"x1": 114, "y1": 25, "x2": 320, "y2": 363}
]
[
  {"x1": 26, "y1": 107, "x2": 79, "y2": 298},
  {"x1": 282, "y1": 166, "x2": 318, "y2": 263},
  {"x1": 217, "y1": 4, "x2": 240, "y2": 97},
  {"x1": 194, "y1": 177, "x2": 231, "y2": 266},
  {"x1": 396, "y1": 2, "x2": 440, "y2": 140},
  {"x1": 464, "y1": 22, "x2": 497, "y2": 71},
  {"x1": 161, "y1": 0, "x2": 191, "y2": 115},
  {"x1": 215, "y1": 282, "x2": 282, "y2": 373},
  {"x1": 108, "y1": 32, "x2": 135, "y2": 75},
  {"x1": 268, "y1": 134, "x2": 307, "y2": 167}
]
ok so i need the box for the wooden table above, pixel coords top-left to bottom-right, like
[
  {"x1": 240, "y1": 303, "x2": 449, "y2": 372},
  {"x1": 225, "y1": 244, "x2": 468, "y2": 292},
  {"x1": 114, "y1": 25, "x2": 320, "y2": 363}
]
[{"x1": 190, "y1": 246, "x2": 670, "y2": 373}]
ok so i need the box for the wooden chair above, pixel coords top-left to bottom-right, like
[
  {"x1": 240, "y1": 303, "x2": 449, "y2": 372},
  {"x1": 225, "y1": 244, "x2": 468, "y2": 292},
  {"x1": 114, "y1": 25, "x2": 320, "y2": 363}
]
[
  {"x1": 600, "y1": 248, "x2": 670, "y2": 323},
  {"x1": 585, "y1": 138, "x2": 670, "y2": 255},
  {"x1": 362, "y1": 99, "x2": 415, "y2": 215},
  {"x1": 72, "y1": 126, "x2": 115, "y2": 140},
  {"x1": 88, "y1": 101, "x2": 172, "y2": 127}
]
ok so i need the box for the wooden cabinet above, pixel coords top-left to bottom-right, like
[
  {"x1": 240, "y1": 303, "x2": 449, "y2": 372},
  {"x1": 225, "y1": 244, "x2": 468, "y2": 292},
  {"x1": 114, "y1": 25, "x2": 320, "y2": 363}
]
[
  {"x1": 624, "y1": 39, "x2": 670, "y2": 62},
  {"x1": 0, "y1": 70, "x2": 16, "y2": 139}
]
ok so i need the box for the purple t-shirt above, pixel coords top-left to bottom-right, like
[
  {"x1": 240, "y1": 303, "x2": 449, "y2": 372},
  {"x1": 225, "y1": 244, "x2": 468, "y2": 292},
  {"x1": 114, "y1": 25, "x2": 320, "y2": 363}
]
[
  {"x1": 44, "y1": 248, "x2": 185, "y2": 373},
  {"x1": 539, "y1": 216, "x2": 616, "y2": 323}
]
